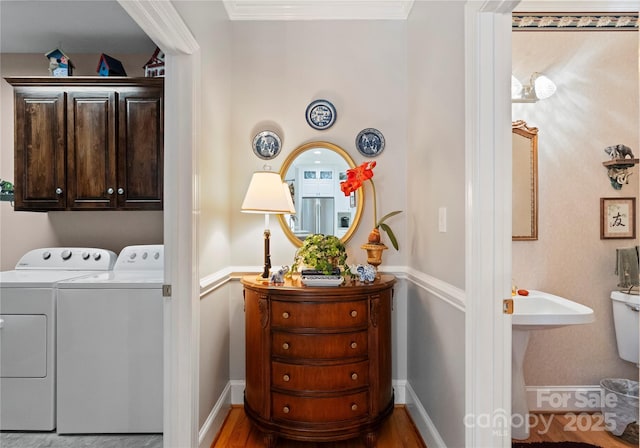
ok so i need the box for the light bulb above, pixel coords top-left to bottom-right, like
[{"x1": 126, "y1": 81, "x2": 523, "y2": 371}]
[{"x1": 532, "y1": 73, "x2": 556, "y2": 100}]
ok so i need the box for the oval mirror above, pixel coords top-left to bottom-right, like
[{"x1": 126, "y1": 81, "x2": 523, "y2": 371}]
[
  {"x1": 512, "y1": 120, "x2": 538, "y2": 241},
  {"x1": 278, "y1": 142, "x2": 364, "y2": 247}
]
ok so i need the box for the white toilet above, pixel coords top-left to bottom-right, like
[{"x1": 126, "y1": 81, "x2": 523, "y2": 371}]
[{"x1": 611, "y1": 291, "x2": 640, "y2": 365}]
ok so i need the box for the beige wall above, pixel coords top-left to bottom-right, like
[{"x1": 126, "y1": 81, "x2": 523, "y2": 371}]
[
  {"x1": 407, "y1": 3, "x2": 466, "y2": 448},
  {"x1": 512, "y1": 31, "x2": 639, "y2": 385},
  {"x1": 228, "y1": 20, "x2": 408, "y2": 270},
  {"x1": 0, "y1": 53, "x2": 162, "y2": 270}
]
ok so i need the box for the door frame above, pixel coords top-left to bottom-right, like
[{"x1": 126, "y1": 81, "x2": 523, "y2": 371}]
[
  {"x1": 464, "y1": 1, "x2": 516, "y2": 446},
  {"x1": 117, "y1": 1, "x2": 201, "y2": 446}
]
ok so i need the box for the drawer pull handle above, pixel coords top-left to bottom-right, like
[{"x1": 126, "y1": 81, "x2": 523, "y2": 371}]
[
  {"x1": 283, "y1": 374, "x2": 290, "y2": 382},
  {"x1": 350, "y1": 310, "x2": 358, "y2": 318},
  {"x1": 350, "y1": 341, "x2": 358, "y2": 349},
  {"x1": 351, "y1": 403, "x2": 358, "y2": 411},
  {"x1": 282, "y1": 342, "x2": 290, "y2": 350},
  {"x1": 283, "y1": 406, "x2": 290, "y2": 414},
  {"x1": 282, "y1": 311, "x2": 290, "y2": 319},
  {"x1": 351, "y1": 372, "x2": 358, "y2": 381}
]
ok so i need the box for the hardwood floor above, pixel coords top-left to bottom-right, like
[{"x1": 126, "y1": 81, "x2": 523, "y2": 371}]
[
  {"x1": 213, "y1": 407, "x2": 638, "y2": 448},
  {"x1": 516, "y1": 413, "x2": 637, "y2": 448},
  {"x1": 211, "y1": 405, "x2": 427, "y2": 448}
]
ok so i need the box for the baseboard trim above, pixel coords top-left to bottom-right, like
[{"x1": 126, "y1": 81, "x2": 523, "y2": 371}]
[
  {"x1": 231, "y1": 379, "x2": 245, "y2": 405},
  {"x1": 526, "y1": 385, "x2": 603, "y2": 413},
  {"x1": 198, "y1": 382, "x2": 232, "y2": 448},
  {"x1": 405, "y1": 382, "x2": 447, "y2": 448}
]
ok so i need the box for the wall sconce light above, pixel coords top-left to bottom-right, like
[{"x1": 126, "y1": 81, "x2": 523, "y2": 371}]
[
  {"x1": 241, "y1": 170, "x2": 296, "y2": 280},
  {"x1": 512, "y1": 72, "x2": 557, "y2": 103}
]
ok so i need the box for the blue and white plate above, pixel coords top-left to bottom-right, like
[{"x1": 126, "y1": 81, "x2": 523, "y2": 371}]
[
  {"x1": 252, "y1": 130, "x2": 281, "y2": 160},
  {"x1": 305, "y1": 99, "x2": 336, "y2": 130},
  {"x1": 356, "y1": 128, "x2": 385, "y2": 157}
]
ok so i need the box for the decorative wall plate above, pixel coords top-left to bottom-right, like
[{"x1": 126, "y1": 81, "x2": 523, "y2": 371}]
[
  {"x1": 305, "y1": 99, "x2": 337, "y2": 130},
  {"x1": 356, "y1": 128, "x2": 385, "y2": 157},
  {"x1": 252, "y1": 131, "x2": 282, "y2": 160}
]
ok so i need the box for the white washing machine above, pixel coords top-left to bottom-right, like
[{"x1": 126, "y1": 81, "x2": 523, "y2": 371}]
[
  {"x1": 0, "y1": 247, "x2": 117, "y2": 430},
  {"x1": 56, "y1": 244, "x2": 164, "y2": 434}
]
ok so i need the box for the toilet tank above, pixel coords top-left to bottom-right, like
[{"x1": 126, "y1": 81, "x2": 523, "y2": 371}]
[{"x1": 611, "y1": 291, "x2": 640, "y2": 364}]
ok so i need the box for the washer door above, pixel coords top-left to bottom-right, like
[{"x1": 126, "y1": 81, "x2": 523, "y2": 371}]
[{"x1": 0, "y1": 315, "x2": 47, "y2": 378}]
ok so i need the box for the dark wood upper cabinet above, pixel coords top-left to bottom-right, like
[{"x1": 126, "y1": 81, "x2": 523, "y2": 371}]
[
  {"x1": 6, "y1": 77, "x2": 164, "y2": 212},
  {"x1": 13, "y1": 90, "x2": 66, "y2": 210}
]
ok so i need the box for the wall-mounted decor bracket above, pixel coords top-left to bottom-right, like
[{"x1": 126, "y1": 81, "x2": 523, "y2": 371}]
[{"x1": 603, "y1": 159, "x2": 639, "y2": 190}]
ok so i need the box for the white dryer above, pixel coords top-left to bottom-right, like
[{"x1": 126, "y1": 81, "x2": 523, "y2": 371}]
[
  {"x1": 56, "y1": 244, "x2": 164, "y2": 434},
  {"x1": 0, "y1": 247, "x2": 117, "y2": 430}
]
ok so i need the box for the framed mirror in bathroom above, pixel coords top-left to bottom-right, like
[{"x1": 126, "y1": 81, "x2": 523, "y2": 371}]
[{"x1": 512, "y1": 120, "x2": 538, "y2": 241}]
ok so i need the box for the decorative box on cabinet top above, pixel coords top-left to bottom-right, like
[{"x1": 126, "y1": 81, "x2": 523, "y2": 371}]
[{"x1": 241, "y1": 274, "x2": 395, "y2": 448}]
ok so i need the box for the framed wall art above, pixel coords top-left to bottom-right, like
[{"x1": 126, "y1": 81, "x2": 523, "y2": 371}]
[
  {"x1": 252, "y1": 131, "x2": 282, "y2": 160},
  {"x1": 601, "y1": 197, "x2": 636, "y2": 239}
]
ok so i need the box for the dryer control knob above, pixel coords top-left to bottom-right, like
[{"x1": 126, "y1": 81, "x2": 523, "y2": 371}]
[
  {"x1": 61, "y1": 250, "x2": 72, "y2": 260},
  {"x1": 154, "y1": 252, "x2": 160, "y2": 260},
  {"x1": 82, "y1": 252, "x2": 90, "y2": 260},
  {"x1": 93, "y1": 252, "x2": 102, "y2": 261},
  {"x1": 142, "y1": 252, "x2": 148, "y2": 260},
  {"x1": 129, "y1": 253, "x2": 137, "y2": 260},
  {"x1": 42, "y1": 251, "x2": 51, "y2": 260}
]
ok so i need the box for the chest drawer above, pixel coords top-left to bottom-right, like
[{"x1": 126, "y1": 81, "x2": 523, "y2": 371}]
[
  {"x1": 272, "y1": 391, "x2": 369, "y2": 422},
  {"x1": 272, "y1": 331, "x2": 368, "y2": 359},
  {"x1": 271, "y1": 300, "x2": 367, "y2": 329},
  {"x1": 272, "y1": 360, "x2": 369, "y2": 392}
]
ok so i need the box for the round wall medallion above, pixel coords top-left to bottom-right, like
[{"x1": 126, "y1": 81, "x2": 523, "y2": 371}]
[
  {"x1": 305, "y1": 99, "x2": 337, "y2": 130},
  {"x1": 356, "y1": 128, "x2": 385, "y2": 157},
  {"x1": 252, "y1": 131, "x2": 282, "y2": 160}
]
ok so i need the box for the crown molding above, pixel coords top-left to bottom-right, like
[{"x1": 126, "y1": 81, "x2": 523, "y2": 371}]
[{"x1": 223, "y1": 0, "x2": 415, "y2": 21}]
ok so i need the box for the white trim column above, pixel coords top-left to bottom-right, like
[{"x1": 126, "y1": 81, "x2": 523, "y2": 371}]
[
  {"x1": 117, "y1": 2, "x2": 201, "y2": 447},
  {"x1": 464, "y1": 1, "x2": 517, "y2": 446}
]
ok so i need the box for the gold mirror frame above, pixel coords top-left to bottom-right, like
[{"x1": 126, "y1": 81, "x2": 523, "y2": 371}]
[
  {"x1": 278, "y1": 141, "x2": 364, "y2": 247},
  {"x1": 512, "y1": 120, "x2": 538, "y2": 241}
]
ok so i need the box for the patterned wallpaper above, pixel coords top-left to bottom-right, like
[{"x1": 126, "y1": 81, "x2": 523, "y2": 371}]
[{"x1": 513, "y1": 13, "x2": 638, "y2": 31}]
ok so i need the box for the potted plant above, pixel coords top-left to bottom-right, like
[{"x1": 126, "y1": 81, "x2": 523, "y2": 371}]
[{"x1": 291, "y1": 234, "x2": 350, "y2": 275}]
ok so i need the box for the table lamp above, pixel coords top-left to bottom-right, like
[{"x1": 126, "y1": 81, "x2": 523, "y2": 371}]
[{"x1": 241, "y1": 171, "x2": 296, "y2": 280}]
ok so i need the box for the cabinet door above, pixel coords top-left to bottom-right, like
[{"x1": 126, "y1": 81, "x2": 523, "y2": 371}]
[
  {"x1": 13, "y1": 90, "x2": 66, "y2": 210},
  {"x1": 66, "y1": 91, "x2": 117, "y2": 209},
  {"x1": 117, "y1": 88, "x2": 163, "y2": 210}
]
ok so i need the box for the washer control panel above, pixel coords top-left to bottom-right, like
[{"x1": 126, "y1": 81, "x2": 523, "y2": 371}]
[
  {"x1": 114, "y1": 245, "x2": 164, "y2": 271},
  {"x1": 15, "y1": 248, "x2": 117, "y2": 270}
]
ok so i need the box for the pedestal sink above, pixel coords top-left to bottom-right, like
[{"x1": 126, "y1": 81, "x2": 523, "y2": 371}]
[{"x1": 511, "y1": 291, "x2": 595, "y2": 440}]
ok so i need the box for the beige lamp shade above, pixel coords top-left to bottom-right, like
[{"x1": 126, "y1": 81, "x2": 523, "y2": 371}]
[{"x1": 241, "y1": 171, "x2": 295, "y2": 214}]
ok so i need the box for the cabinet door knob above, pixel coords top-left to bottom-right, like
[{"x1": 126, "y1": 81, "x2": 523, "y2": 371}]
[
  {"x1": 351, "y1": 403, "x2": 358, "y2": 411},
  {"x1": 351, "y1": 372, "x2": 358, "y2": 381},
  {"x1": 107, "y1": 188, "x2": 114, "y2": 194},
  {"x1": 350, "y1": 310, "x2": 358, "y2": 318},
  {"x1": 282, "y1": 311, "x2": 290, "y2": 319},
  {"x1": 117, "y1": 188, "x2": 125, "y2": 195},
  {"x1": 283, "y1": 406, "x2": 290, "y2": 414},
  {"x1": 350, "y1": 341, "x2": 358, "y2": 349},
  {"x1": 283, "y1": 374, "x2": 290, "y2": 382},
  {"x1": 55, "y1": 187, "x2": 63, "y2": 195},
  {"x1": 282, "y1": 342, "x2": 290, "y2": 350}
]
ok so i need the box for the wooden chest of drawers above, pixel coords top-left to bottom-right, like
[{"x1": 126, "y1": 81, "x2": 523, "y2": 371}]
[{"x1": 242, "y1": 275, "x2": 395, "y2": 447}]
